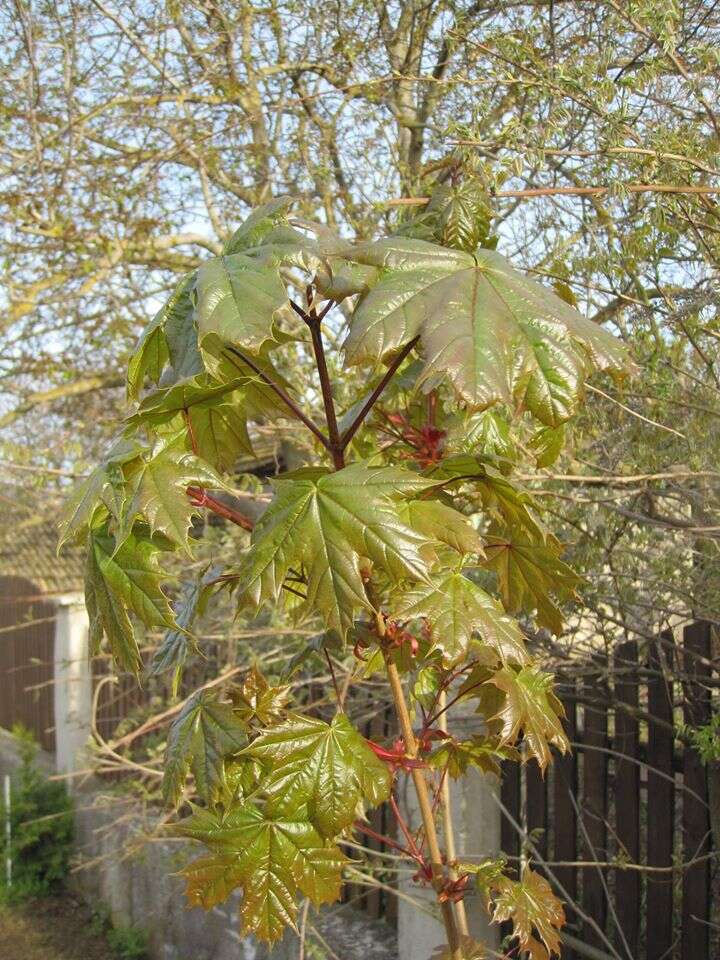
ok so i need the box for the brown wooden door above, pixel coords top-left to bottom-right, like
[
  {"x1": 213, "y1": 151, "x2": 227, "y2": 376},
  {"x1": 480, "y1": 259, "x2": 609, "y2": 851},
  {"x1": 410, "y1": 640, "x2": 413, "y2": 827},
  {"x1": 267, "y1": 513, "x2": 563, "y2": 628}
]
[{"x1": 0, "y1": 575, "x2": 56, "y2": 752}]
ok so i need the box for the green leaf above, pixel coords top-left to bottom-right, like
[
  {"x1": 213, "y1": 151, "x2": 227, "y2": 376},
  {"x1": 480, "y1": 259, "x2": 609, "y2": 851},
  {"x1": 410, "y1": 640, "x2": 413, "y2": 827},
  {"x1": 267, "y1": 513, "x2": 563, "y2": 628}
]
[
  {"x1": 428, "y1": 735, "x2": 520, "y2": 778},
  {"x1": 173, "y1": 801, "x2": 345, "y2": 943},
  {"x1": 459, "y1": 409, "x2": 516, "y2": 461},
  {"x1": 395, "y1": 571, "x2": 529, "y2": 665},
  {"x1": 223, "y1": 197, "x2": 295, "y2": 255},
  {"x1": 128, "y1": 375, "x2": 255, "y2": 471},
  {"x1": 488, "y1": 665, "x2": 570, "y2": 771},
  {"x1": 163, "y1": 689, "x2": 248, "y2": 805},
  {"x1": 489, "y1": 865, "x2": 565, "y2": 959},
  {"x1": 150, "y1": 565, "x2": 220, "y2": 690},
  {"x1": 230, "y1": 668, "x2": 291, "y2": 727},
  {"x1": 194, "y1": 252, "x2": 288, "y2": 355},
  {"x1": 529, "y1": 424, "x2": 565, "y2": 468},
  {"x1": 430, "y1": 456, "x2": 546, "y2": 542},
  {"x1": 243, "y1": 713, "x2": 391, "y2": 837},
  {"x1": 88, "y1": 522, "x2": 176, "y2": 631},
  {"x1": 127, "y1": 273, "x2": 197, "y2": 399},
  {"x1": 483, "y1": 527, "x2": 581, "y2": 635},
  {"x1": 342, "y1": 238, "x2": 625, "y2": 425},
  {"x1": 399, "y1": 500, "x2": 483, "y2": 557},
  {"x1": 120, "y1": 439, "x2": 228, "y2": 550},
  {"x1": 58, "y1": 436, "x2": 143, "y2": 550},
  {"x1": 237, "y1": 463, "x2": 435, "y2": 637},
  {"x1": 85, "y1": 528, "x2": 139, "y2": 676}
]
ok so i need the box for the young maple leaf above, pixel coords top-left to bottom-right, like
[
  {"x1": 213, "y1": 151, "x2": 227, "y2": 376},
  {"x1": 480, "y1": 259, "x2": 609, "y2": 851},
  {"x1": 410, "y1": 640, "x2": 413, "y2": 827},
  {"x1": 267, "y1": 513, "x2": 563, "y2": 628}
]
[
  {"x1": 173, "y1": 800, "x2": 345, "y2": 943},
  {"x1": 490, "y1": 865, "x2": 565, "y2": 960},
  {"x1": 229, "y1": 667, "x2": 291, "y2": 726},
  {"x1": 241, "y1": 712, "x2": 390, "y2": 837},
  {"x1": 395, "y1": 569, "x2": 529, "y2": 665},
  {"x1": 488, "y1": 665, "x2": 570, "y2": 771},
  {"x1": 162, "y1": 689, "x2": 248, "y2": 805},
  {"x1": 236, "y1": 462, "x2": 436, "y2": 637},
  {"x1": 342, "y1": 237, "x2": 625, "y2": 426}
]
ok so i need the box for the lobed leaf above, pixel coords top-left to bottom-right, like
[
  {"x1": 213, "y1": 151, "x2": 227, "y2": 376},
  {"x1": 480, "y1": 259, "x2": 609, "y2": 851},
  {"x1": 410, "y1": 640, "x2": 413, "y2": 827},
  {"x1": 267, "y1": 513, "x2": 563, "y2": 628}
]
[
  {"x1": 395, "y1": 570, "x2": 529, "y2": 665},
  {"x1": 342, "y1": 238, "x2": 625, "y2": 426},
  {"x1": 163, "y1": 689, "x2": 248, "y2": 805},
  {"x1": 242, "y1": 712, "x2": 391, "y2": 837},
  {"x1": 237, "y1": 462, "x2": 436, "y2": 637},
  {"x1": 488, "y1": 665, "x2": 570, "y2": 771},
  {"x1": 173, "y1": 801, "x2": 345, "y2": 943}
]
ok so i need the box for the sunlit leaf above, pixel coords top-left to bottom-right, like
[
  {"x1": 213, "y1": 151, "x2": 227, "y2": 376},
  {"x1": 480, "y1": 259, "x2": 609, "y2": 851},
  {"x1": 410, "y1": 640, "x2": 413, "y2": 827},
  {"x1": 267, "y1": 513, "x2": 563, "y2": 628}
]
[
  {"x1": 342, "y1": 238, "x2": 625, "y2": 425},
  {"x1": 163, "y1": 689, "x2": 248, "y2": 805},
  {"x1": 243, "y1": 712, "x2": 391, "y2": 837}
]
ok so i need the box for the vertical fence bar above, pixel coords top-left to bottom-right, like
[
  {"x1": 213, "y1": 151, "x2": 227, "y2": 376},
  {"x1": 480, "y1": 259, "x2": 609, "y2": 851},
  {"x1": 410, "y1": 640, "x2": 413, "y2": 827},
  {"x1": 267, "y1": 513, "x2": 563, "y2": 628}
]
[
  {"x1": 613, "y1": 639, "x2": 640, "y2": 958},
  {"x1": 646, "y1": 631, "x2": 675, "y2": 960},
  {"x1": 500, "y1": 761, "x2": 521, "y2": 943},
  {"x1": 681, "y1": 621, "x2": 711, "y2": 960},
  {"x1": 526, "y1": 761, "x2": 548, "y2": 861},
  {"x1": 553, "y1": 694, "x2": 577, "y2": 959},
  {"x1": 581, "y1": 660, "x2": 608, "y2": 950}
]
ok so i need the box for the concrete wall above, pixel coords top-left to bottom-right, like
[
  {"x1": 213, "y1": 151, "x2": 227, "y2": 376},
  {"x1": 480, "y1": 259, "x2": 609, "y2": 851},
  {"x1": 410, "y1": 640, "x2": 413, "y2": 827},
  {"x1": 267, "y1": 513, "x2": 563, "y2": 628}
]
[{"x1": 72, "y1": 789, "x2": 399, "y2": 960}]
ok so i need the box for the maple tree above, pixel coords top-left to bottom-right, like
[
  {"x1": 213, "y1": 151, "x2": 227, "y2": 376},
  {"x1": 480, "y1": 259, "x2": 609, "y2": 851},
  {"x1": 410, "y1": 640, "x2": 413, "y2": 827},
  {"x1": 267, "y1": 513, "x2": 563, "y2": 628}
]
[{"x1": 59, "y1": 181, "x2": 626, "y2": 959}]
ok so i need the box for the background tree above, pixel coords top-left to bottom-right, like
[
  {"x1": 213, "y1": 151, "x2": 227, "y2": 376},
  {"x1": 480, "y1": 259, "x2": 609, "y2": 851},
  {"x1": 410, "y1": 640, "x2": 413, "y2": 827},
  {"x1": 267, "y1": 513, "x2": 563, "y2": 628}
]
[{"x1": 1, "y1": 0, "x2": 718, "y2": 950}]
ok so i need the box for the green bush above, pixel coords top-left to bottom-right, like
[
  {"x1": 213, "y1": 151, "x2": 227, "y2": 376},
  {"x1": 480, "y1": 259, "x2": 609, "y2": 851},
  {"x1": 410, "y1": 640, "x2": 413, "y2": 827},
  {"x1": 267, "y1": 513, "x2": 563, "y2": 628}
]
[
  {"x1": 0, "y1": 730, "x2": 73, "y2": 902},
  {"x1": 90, "y1": 903, "x2": 149, "y2": 960}
]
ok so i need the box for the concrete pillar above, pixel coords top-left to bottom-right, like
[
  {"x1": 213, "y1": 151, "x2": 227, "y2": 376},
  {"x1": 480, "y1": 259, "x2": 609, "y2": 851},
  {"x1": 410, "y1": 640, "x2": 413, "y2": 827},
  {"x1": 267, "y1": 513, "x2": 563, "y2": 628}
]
[
  {"x1": 53, "y1": 593, "x2": 92, "y2": 779},
  {"x1": 397, "y1": 710, "x2": 502, "y2": 960}
]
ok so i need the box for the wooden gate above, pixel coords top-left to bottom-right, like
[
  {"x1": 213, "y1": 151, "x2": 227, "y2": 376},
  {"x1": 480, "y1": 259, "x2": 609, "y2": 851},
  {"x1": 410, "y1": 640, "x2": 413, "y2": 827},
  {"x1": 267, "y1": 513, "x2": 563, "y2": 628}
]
[
  {"x1": 501, "y1": 622, "x2": 716, "y2": 960},
  {"x1": 0, "y1": 575, "x2": 56, "y2": 751}
]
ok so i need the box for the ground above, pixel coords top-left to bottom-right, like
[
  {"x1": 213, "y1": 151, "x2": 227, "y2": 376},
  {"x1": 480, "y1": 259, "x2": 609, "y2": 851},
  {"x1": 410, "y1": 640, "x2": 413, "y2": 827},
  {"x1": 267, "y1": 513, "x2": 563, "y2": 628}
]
[{"x1": 0, "y1": 895, "x2": 119, "y2": 960}]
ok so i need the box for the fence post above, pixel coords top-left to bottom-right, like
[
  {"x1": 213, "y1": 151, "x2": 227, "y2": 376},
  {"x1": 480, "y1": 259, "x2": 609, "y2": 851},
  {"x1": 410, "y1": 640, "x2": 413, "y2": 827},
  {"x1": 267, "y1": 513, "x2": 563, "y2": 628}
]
[
  {"x1": 581, "y1": 657, "x2": 609, "y2": 950},
  {"x1": 613, "y1": 640, "x2": 640, "y2": 958},
  {"x1": 646, "y1": 630, "x2": 675, "y2": 960},
  {"x1": 681, "y1": 621, "x2": 711, "y2": 960},
  {"x1": 53, "y1": 593, "x2": 92, "y2": 780}
]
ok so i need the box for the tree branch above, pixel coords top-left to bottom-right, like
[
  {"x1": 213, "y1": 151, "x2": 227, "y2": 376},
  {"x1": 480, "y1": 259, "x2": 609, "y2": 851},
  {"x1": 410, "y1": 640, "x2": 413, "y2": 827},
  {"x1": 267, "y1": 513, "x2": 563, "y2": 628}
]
[
  {"x1": 225, "y1": 344, "x2": 331, "y2": 451},
  {"x1": 341, "y1": 337, "x2": 420, "y2": 450}
]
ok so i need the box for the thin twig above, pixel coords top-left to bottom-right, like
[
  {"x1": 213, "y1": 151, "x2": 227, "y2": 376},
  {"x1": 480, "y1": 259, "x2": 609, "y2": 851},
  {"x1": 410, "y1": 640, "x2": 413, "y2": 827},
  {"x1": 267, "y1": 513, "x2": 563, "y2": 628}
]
[
  {"x1": 225, "y1": 344, "x2": 331, "y2": 450},
  {"x1": 341, "y1": 337, "x2": 420, "y2": 449}
]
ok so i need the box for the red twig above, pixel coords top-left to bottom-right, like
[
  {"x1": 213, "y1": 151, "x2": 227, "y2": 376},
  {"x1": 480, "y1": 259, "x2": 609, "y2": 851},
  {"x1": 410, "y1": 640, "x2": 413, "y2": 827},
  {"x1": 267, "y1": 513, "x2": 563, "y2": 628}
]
[{"x1": 187, "y1": 486, "x2": 254, "y2": 531}]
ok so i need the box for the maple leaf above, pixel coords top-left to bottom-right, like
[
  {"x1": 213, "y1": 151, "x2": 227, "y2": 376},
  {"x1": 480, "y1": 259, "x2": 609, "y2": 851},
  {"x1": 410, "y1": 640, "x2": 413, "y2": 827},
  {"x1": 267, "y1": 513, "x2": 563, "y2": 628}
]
[
  {"x1": 490, "y1": 865, "x2": 565, "y2": 959},
  {"x1": 482, "y1": 526, "x2": 581, "y2": 635},
  {"x1": 85, "y1": 532, "x2": 137, "y2": 676},
  {"x1": 488, "y1": 665, "x2": 570, "y2": 771},
  {"x1": 150, "y1": 565, "x2": 220, "y2": 692},
  {"x1": 431, "y1": 456, "x2": 546, "y2": 542},
  {"x1": 223, "y1": 196, "x2": 296, "y2": 255},
  {"x1": 243, "y1": 712, "x2": 391, "y2": 837},
  {"x1": 173, "y1": 801, "x2": 345, "y2": 943},
  {"x1": 395, "y1": 570, "x2": 529, "y2": 665},
  {"x1": 428, "y1": 735, "x2": 520, "y2": 778},
  {"x1": 128, "y1": 374, "x2": 255, "y2": 471},
  {"x1": 127, "y1": 272, "x2": 201, "y2": 399},
  {"x1": 237, "y1": 462, "x2": 435, "y2": 637},
  {"x1": 163, "y1": 689, "x2": 248, "y2": 805},
  {"x1": 58, "y1": 436, "x2": 143, "y2": 550},
  {"x1": 85, "y1": 520, "x2": 177, "y2": 675},
  {"x1": 399, "y1": 499, "x2": 483, "y2": 557},
  {"x1": 341, "y1": 238, "x2": 625, "y2": 426},
  {"x1": 119, "y1": 437, "x2": 228, "y2": 550},
  {"x1": 229, "y1": 668, "x2": 291, "y2": 727},
  {"x1": 194, "y1": 251, "x2": 288, "y2": 355}
]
